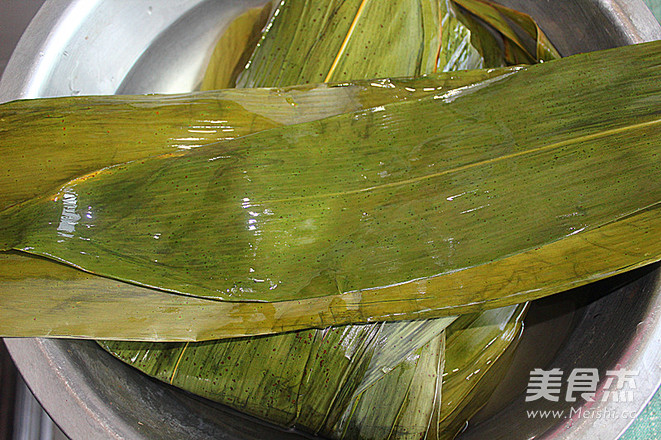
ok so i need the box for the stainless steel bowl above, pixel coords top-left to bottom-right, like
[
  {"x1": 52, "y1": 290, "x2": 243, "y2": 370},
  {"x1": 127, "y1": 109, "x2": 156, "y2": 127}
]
[{"x1": 1, "y1": 1, "x2": 660, "y2": 439}]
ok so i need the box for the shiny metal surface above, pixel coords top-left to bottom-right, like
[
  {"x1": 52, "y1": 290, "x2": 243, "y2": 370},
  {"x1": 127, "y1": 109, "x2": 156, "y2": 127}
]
[
  {"x1": 0, "y1": 1, "x2": 660, "y2": 439},
  {"x1": 0, "y1": 0, "x2": 268, "y2": 98}
]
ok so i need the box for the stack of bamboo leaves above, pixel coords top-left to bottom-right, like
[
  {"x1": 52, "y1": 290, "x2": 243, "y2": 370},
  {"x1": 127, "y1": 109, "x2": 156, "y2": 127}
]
[{"x1": 0, "y1": 0, "x2": 660, "y2": 438}]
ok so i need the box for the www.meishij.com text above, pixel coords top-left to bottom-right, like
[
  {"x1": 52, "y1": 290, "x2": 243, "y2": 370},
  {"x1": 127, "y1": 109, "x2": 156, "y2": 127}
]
[{"x1": 527, "y1": 407, "x2": 639, "y2": 420}]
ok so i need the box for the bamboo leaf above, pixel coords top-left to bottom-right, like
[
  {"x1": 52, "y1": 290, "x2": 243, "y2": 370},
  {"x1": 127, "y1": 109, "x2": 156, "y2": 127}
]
[
  {"x1": 227, "y1": 4, "x2": 525, "y2": 436},
  {"x1": 8, "y1": 4, "x2": 532, "y2": 435},
  {"x1": 437, "y1": 303, "x2": 527, "y2": 438},
  {"x1": 100, "y1": 317, "x2": 454, "y2": 434},
  {"x1": 200, "y1": 3, "x2": 273, "y2": 90},
  {"x1": 450, "y1": 4, "x2": 506, "y2": 68},
  {"x1": 0, "y1": 68, "x2": 515, "y2": 341},
  {"x1": 327, "y1": 332, "x2": 446, "y2": 439},
  {"x1": 2, "y1": 42, "x2": 658, "y2": 303},
  {"x1": 98, "y1": 5, "x2": 506, "y2": 439},
  {"x1": 1, "y1": 0, "x2": 495, "y2": 339},
  {"x1": 0, "y1": 199, "x2": 658, "y2": 340},
  {"x1": 451, "y1": 0, "x2": 561, "y2": 62},
  {"x1": 0, "y1": 69, "x2": 514, "y2": 213},
  {"x1": 235, "y1": 0, "x2": 486, "y2": 87},
  {"x1": 1, "y1": 16, "x2": 659, "y2": 345},
  {"x1": 435, "y1": 0, "x2": 488, "y2": 72}
]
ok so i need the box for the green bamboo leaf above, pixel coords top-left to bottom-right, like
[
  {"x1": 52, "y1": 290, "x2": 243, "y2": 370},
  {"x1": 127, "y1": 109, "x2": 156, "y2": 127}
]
[
  {"x1": 200, "y1": 3, "x2": 274, "y2": 90},
  {"x1": 100, "y1": 317, "x2": 454, "y2": 434},
  {"x1": 0, "y1": 69, "x2": 515, "y2": 213},
  {"x1": 99, "y1": 4, "x2": 481, "y2": 438},
  {"x1": 227, "y1": 4, "x2": 520, "y2": 437},
  {"x1": 450, "y1": 4, "x2": 506, "y2": 68},
  {"x1": 0, "y1": 93, "x2": 276, "y2": 213},
  {"x1": 435, "y1": 0, "x2": 488, "y2": 72},
  {"x1": 1, "y1": 27, "x2": 659, "y2": 344},
  {"x1": 297, "y1": 319, "x2": 455, "y2": 435},
  {"x1": 0, "y1": 68, "x2": 515, "y2": 342},
  {"x1": 451, "y1": 0, "x2": 561, "y2": 62},
  {"x1": 327, "y1": 332, "x2": 446, "y2": 439},
  {"x1": 0, "y1": 200, "x2": 658, "y2": 340},
  {"x1": 1, "y1": 0, "x2": 493, "y2": 334},
  {"x1": 2, "y1": 42, "x2": 658, "y2": 303},
  {"x1": 235, "y1": 0, "x2": 486, "y2": 87},
  {"x1": 437, "y1": 303, "x2": 527, "y2": 438}
]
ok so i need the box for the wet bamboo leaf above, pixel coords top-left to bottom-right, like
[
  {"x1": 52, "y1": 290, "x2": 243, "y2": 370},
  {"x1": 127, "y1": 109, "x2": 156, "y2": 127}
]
[
  {"x1": 0, "y1": 69, "x2": 514, "y2": 213},
  {"x1": 1, "y1": 0, "x2": 488, "y2": 335},
  {"x1": 0, "y1": 200, "x2": 658, "y2": 340},
  {"x1": 100, "y1": 317, "x2": 454, "y2": 435},
  {"x1": 200, "y1": 3, "x2": 273, "y2": 90},
  {"x1": 235, "y1": 0, "x2": 491, "y2": 87},
  {"x1": 436, "y1": 0, "x2": 494, "y2": 72},
  {"x1": 450, "y1": 4, "x2": 506, "y2": 68},
  {"x1": 451, "y1": 0, "x2": 561, "y2": 62},
  {"x1": 2, "y1": 42, "x2": 658, "y2": 303},
  {"x1": 0, "y1": 18, "x2": 659, "y2": 345},
  {"x1": 0, "y1": 68, "x2": 515, "y2": 341},
  {"x1": 437, "y1": 303, "x2": 527, "y2": 438},
  {"x1": 227, "y1": 4, "x2": 527, "y2": 438},
  {"x1": 100, "y1": 4, "x2": 481, "y2": 438},
  {"x1": 326, "y1": 332, "x2": 446, "y2": 439}
]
